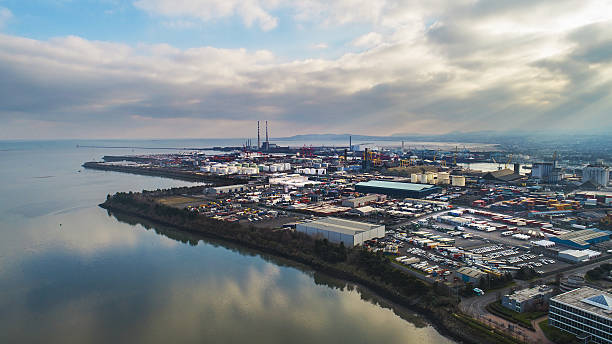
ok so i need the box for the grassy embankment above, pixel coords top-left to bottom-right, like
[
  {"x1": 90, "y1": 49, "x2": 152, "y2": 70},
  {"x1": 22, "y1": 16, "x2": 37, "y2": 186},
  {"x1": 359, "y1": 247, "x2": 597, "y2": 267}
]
[{"x1": 538, "y1": 319, "x2": 580, "y2": 344}]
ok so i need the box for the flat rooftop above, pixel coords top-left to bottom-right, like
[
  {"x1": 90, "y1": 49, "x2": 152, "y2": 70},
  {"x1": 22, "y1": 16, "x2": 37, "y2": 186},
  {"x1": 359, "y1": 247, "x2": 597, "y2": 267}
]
[
  {"x1": 552, "y1": 287, "x2": 612, "y2": 319},
  {"x1": 356, "y1": 180, "x2": 436, "y2": 191},
  {"x1": 301, "y1": 217, "x2": 382, "y2": 235},
  {"x1": 506, "y1": 285, "x2": 552, "y2": 302},
  {"x1": 556, "y1": 229, "x2": 610, "y2": 245}
]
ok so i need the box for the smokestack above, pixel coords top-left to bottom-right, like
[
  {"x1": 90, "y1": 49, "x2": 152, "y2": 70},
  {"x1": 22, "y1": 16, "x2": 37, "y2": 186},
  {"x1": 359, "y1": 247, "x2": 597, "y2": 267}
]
[
  {"x1": 265, "y1": 121, "x2": 269, "y2": 143},
  {"x1": 402, "y1": 140, "x2": 405, "y2": 152},
  {"x1": 514, "y1": 163, "x2": 520, "y2": 175},
  {"x1": 257, "y1": 121, "x2": 260, "y2": 149},
  {"x1": 349, "y1": 136, "x2": 352, "y2": 151}
]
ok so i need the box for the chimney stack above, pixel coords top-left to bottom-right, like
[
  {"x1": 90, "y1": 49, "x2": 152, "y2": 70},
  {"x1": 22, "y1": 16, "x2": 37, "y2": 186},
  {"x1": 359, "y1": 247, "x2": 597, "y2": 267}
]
[{"x1": 257, "y1": 121, "x2": 260, "y2": 149}]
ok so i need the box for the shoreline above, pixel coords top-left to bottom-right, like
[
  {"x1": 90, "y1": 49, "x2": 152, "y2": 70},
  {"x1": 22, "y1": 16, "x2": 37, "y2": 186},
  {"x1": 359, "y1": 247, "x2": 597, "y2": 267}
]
[
  {"x1": 100, "y1": 195, "x2": 522, "y2": 344},
  {"x1": 101, "y1": 203, "x2": 462, "y2": 342}
]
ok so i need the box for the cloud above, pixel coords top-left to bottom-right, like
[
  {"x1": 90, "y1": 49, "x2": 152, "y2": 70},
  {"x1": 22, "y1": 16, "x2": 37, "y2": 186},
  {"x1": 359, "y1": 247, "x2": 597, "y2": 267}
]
[
  {"x1": 2, "y1": 1, "x2": 612, "y2": 138},
  {"x1": 134, "y1": 0, "x2": 279, "y2": 31},
  {"x1": 0, "y1": 7, "x2": 12, "y2": 28},
  {"x1": 312, "y1": 43, "x2": 328, "y2": 49},
  {"x1": 352, "y1": 32, "x2": 383, "y2": 48}
]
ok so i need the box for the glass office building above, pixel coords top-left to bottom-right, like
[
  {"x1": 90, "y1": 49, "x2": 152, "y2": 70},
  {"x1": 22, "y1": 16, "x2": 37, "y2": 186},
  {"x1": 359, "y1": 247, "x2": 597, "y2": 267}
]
[{"x1": 549, "y1": 287, "x2": 612, "y2": 344}]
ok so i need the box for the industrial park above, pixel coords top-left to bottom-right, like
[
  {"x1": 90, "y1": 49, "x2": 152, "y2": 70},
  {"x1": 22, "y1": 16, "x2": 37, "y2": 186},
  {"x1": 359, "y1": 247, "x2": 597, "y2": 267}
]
[{"x1": 86, "y1": 122, "x2": 612, "y2": 344}]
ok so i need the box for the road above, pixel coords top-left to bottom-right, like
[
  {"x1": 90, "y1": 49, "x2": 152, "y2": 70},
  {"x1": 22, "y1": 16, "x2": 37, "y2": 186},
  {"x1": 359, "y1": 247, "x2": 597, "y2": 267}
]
[{"x1": 458, "y1": 258, "x2": 612, "y2": 343}]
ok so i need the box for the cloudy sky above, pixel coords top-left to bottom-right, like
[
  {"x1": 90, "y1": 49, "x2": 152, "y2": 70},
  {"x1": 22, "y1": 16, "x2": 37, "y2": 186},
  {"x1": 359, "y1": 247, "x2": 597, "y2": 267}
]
[{"x1": 0, "y1": 0, "x2": 611, "y2": 139}]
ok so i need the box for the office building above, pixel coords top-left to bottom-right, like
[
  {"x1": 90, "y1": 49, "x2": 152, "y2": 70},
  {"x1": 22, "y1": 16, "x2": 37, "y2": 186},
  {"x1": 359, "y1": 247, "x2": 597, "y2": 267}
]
[
  {"x1": 549, "y1": 287, "x2": 612, "y2": 343},
  {"x1": 502, "y1": 285, "x2": 553, "y2": 313}
]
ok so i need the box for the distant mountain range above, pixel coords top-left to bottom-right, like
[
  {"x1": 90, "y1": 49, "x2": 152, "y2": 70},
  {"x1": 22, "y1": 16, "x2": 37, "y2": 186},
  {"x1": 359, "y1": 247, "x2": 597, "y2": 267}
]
[{"x1": 274, "y1": 131, "x2": 612, "y2": 146}]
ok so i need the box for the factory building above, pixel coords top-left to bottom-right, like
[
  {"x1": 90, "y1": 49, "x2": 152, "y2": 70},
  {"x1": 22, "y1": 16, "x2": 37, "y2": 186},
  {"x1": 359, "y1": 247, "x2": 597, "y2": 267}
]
[
  {"x1": 583, "y1": 164, "x2": 610, "y2": 187},
  {"x1": 205, "y1": 184, "x2": 252, "y2": 195},
  {"x1": 532, "y1": 162, "x2": 562, "y2": 183},
  {"x1": 341, "y1": 194, "x2": 386, "y2": 208},
  {"x1": 355, "y1": 180, "x2": 441, "y2": 199},
  {"x1": 549, "y1": 287, "x2": 612, "y2": 344},
  {"x1": 456, "y1": 267, "x2": 486, "y2": 284},
  {"x1": 295, "y1": 217, "x2": 385, "y2": 247},
  {"x1": 558, "y1": 249, "x2": 590, "y2": 263},
  {"x1": 550, "y1": 229, "x2": 611, "y2": 249},
  {"x1": 502, "y1": 285, "x2": 553, "y2": 313}
]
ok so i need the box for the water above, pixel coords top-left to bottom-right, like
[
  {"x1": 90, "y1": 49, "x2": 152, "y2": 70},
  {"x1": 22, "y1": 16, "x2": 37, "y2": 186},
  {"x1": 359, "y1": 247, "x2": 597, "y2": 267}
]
[{"x1": 0, "y1": 140, "x2": 453, "y2": 344}]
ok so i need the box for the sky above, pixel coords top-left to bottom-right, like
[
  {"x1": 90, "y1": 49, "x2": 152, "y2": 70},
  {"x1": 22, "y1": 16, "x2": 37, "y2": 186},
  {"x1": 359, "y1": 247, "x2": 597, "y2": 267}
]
[{"x1": 0, "y1": 0, "x2": 611, "y2": 139}]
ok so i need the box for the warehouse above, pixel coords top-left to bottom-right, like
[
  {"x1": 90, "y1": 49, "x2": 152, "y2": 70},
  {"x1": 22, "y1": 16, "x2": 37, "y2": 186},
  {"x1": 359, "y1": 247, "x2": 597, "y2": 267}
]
[
  {"x1": 341, "y1": 194, "x2": 386, "y2": 208},
  {"x1": 205, "y1": 184, "x2": 251, "y2": 195},
  {"x1": 457, "y1": 267, "x2": 486, "y2": 284},
  {"x1": 550, "y1": 229, "x2": 611, "y2": 249},
  {"x1": 355, "y1": 180, "x2": 441, "y2": 199},
  {"x1": 296, "y1": 217, "x2": 385, "y2": 247}
]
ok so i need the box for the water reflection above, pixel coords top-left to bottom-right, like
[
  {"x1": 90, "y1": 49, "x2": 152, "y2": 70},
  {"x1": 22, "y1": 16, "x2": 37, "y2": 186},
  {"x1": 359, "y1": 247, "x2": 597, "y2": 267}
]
[
  {"x1": 0, "y1": 140, "x2": 454, "y2": 344},
  {"x1": 108, "y1": 210, "x2": 442, "y2": 333}
]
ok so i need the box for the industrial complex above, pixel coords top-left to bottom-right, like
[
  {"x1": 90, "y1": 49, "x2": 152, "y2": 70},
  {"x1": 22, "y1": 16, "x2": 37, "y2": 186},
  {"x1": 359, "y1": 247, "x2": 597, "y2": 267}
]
[{"x1": 85, "y1": 123, "x2": 612, "y2": 344}]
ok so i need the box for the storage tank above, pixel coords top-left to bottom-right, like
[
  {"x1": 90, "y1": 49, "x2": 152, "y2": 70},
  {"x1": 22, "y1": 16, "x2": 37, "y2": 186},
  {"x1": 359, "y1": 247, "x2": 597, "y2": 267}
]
[
  {"x1": 426, "y1": 172, "x2": 436, "y2": 183},
  {"x1": 263, "y1": 165, "x2": 270, "y2": 172},
  {"x1": 419, "y1": 174, "x2": 428, "y2": 183},
  {"x1": 411, "y1": 173, "x2": 419, "y2": 183},
  {"x1": 269, "y1": 165, "x2": 278, "y2": 172},
  {"x1": 451, "y1": 176, "x2": 466, "y2": 187},
  {"x1": 284, "y1": 163, "x2": 291, "y2": 170}
]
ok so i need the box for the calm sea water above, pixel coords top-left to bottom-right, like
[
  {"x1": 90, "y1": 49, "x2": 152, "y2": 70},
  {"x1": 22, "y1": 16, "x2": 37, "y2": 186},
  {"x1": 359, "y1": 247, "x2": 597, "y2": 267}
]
[{"x1": 0, "y1": 140, "x2": 454, "y2": 344}]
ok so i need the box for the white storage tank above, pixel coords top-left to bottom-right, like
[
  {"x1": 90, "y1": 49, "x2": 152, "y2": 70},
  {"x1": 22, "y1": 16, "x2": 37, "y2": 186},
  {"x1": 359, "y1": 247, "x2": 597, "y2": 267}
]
[
  {"x1": 419, "y1": 174, "x2": 428, "y2": 183},
  {"x1": 426, "y1": 172, "x2": 436, "y2": 183},
  {"x1": 284, "y1": 163, "x2": 291, "y2": 170},
  {"x1": 411, "y1": 173, "x2": 419, "y2": 183},
  {"x1": 263, "y1": 165, "x2": 270, "y2": 172},
  {"x1": 269, "y1": 165, "x2": 278, "y2": 172}
]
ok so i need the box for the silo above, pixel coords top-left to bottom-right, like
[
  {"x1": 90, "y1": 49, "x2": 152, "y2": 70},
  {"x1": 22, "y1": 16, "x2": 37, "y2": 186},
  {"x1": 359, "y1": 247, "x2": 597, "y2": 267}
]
[{"x1": 419, "y1": 174, "x2": 428, "y2": 183}]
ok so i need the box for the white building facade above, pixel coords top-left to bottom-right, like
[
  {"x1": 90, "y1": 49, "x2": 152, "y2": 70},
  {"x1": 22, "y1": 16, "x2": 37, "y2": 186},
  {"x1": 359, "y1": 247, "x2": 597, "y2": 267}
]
[{"x1": 296, "y1": 217, "x2": 385, "y2": 247}]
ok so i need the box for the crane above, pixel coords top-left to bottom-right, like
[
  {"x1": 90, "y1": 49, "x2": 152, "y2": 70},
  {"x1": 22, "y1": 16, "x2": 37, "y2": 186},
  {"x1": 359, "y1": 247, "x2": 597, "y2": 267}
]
[{"x1": 504, "y1": 154, "x2": 513, "y2": 169}]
